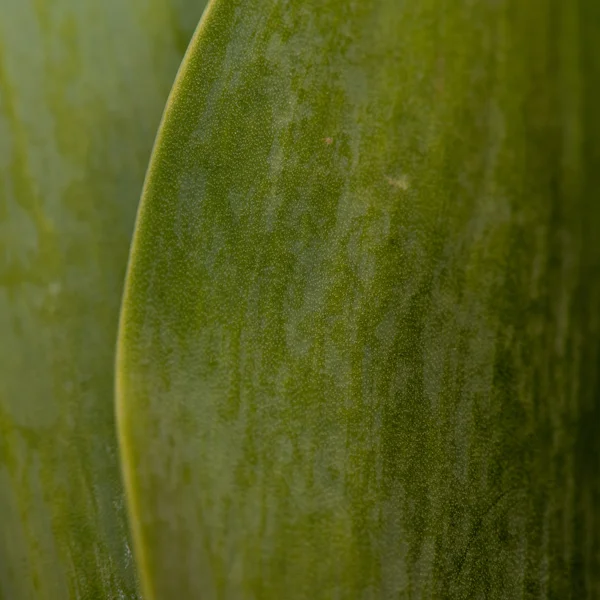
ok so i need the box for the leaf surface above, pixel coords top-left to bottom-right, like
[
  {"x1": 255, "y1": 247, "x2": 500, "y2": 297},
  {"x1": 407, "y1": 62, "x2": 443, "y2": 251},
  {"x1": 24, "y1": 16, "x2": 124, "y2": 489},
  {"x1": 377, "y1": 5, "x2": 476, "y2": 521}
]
[
  {"x1": 118, "y1": 0, "x2": 600, "y2": 598},
  {"x1": 0, "y1": 1, "x2": 206, "y2": 598}
]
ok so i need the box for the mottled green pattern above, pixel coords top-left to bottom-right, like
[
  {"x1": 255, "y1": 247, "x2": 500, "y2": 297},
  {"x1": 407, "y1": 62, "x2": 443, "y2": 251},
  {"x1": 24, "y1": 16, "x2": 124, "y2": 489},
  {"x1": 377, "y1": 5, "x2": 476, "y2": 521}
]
[
  {"x1": 118, "y1": 0, "x2": 600, "y2": 598},
  {"x1": 0, "y1": 1, "x2": 206, "y2": 598}
]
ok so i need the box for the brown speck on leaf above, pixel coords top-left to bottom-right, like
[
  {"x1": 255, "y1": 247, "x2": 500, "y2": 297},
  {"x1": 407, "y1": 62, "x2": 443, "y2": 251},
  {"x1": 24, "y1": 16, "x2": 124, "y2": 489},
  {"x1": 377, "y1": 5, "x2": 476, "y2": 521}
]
[
  {"x1": 324, "y1": 137, "x2": 333, "y2": 145},
  {"x1": 386, "y1": 174, "x2": 410, "y2": 190}
]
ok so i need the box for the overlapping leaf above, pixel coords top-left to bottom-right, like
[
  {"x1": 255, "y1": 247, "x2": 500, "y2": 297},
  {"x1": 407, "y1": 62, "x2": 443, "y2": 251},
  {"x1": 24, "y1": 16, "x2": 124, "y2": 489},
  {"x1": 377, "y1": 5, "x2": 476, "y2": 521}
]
[{"x1": 0, "y1": 1, "x2": 206, "y2": 597}]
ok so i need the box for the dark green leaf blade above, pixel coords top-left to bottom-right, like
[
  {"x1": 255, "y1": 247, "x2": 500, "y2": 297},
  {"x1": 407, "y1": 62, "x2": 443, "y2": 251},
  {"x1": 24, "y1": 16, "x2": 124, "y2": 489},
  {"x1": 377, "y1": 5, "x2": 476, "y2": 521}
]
[{"x1": 118, "y1": 0, "x2": 600, "y2": 598}]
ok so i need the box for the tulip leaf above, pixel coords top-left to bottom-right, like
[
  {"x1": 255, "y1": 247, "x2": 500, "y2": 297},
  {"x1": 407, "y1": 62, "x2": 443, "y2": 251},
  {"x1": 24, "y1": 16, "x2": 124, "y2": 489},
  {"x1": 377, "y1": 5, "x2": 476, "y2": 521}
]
[
  {"x1": 118, "y1": 0, "x2": 600, "y2": 598},
  {"x1": 0, "y1": 0, "x2": 206, "y2": 598}
]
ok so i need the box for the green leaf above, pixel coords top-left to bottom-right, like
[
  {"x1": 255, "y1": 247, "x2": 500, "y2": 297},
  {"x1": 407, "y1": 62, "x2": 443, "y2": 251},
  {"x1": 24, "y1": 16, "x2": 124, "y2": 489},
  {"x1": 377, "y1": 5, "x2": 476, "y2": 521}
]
[
  {"x1": 117, "y1": 0, "x2": 600, "y2": 598},
  {"x1": 0, "y1": 1, "x2": 206, "y2": 598}
]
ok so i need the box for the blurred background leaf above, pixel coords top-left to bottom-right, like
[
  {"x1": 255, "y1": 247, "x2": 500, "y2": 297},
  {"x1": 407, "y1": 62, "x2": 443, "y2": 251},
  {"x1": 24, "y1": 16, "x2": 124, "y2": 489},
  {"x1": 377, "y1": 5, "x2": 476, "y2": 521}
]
[
  {"x1": 0, "y1": 0, "x2": 206, "y2": 598},
  {"x1": 118, "y1": 0, "x2": 600, "y2": 598}
]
